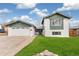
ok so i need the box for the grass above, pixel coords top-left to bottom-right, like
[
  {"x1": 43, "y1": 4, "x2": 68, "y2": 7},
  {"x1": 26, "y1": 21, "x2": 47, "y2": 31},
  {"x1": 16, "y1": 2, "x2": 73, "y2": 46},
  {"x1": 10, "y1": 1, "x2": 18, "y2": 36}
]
[{"x1": 16, "y1": 35, "x2": 79, "y2": 56}]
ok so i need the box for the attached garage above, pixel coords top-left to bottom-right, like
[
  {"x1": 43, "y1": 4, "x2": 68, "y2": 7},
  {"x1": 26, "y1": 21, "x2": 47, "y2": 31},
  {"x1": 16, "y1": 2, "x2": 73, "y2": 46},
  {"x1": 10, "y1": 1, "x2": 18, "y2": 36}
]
[
  {"x1": 5, "y1": 20, "x2": 35, "y2": 36},
  {"x1": 8, "y1": 28, "x2": 32, "y2": 36}
]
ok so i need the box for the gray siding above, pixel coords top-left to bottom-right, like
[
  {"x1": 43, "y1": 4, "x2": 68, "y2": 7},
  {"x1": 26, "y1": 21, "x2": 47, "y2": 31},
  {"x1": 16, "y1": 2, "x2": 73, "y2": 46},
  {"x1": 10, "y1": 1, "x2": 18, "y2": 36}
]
[
  {"x1": 49, "y1": 15, "x2": 64, "y2": 30},
  {"x1": 9, "y1": 22, "x2": 30, "y2": 29}
]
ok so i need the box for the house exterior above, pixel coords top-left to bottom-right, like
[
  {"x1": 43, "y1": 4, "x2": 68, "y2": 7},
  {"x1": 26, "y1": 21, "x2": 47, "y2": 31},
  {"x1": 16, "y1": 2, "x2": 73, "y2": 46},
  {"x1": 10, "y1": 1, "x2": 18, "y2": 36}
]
[
  {"x1": 35, "y1": 26, "x2": 43, "y2": 35},
  {"x1": 69, "y1": 28, "x2": 77, "y2": 36},
  {"x1": 69, "y1": 26, "x2": 79, "y2": 36},
  {"x1": 0, "y1": 24, "x2": 5, "y2": 33},
  {"x1": 42, "y1": 13, "x2": 71, "y2": 37},
  {"x1": 4, "y1": 20, "x2": 35, "y2": 36}
]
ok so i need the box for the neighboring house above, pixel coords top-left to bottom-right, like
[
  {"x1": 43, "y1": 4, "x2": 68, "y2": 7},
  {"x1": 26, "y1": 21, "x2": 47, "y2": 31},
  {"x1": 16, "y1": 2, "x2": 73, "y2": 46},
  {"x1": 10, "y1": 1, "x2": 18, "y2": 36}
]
[
  {"x1": 4, "y1": 20, "x2": 35, "y2": 36},
  {"x1": 69, "y1": 26, "x2": 79, "y2": 36},
  {"x1": 0, "y1": 29, "x2": 5, "y2": 33},
  {"x1": 42, "y1": 13, "x2": 71, "y2": 37},
  {"x1": 0, "y1": 24, "x2": 2, "y2": 29},
  {"x1": 0, "y1": 24, "x2": 6, "y2": 36},
  {"x1": 0, "y1": 24, "x2": 5, "y2": 33}
]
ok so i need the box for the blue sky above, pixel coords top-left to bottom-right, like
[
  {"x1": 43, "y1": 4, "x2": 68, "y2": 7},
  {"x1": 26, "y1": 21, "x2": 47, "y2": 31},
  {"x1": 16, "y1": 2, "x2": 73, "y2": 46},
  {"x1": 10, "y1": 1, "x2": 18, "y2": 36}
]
[{"x1": 0, "y1": 3, "x2": 79, "y2": 27}]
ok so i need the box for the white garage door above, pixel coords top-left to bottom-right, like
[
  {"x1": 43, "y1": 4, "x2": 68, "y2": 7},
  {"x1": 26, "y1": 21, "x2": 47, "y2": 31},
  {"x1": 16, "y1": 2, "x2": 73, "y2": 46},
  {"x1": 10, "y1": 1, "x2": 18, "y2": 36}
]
[{"x1": 8, "y1": 28, "x2": 31, "y2": 36}]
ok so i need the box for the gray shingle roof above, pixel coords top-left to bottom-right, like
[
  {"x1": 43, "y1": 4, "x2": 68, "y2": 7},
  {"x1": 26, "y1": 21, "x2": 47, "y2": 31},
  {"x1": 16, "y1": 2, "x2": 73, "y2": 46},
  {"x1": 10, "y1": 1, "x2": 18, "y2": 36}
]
[
  {"x1": 42, "y1": 12, "x2": 71, "y2": 24},
  {"x1": 5, "y1": 20, "x2": 35, "y2": 27}
]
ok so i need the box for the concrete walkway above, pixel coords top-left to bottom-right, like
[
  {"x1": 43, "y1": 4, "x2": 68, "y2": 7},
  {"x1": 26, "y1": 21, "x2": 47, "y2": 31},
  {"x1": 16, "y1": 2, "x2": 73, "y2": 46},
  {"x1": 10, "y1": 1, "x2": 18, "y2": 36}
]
[
  {"x1": 0, "y1": 36, "x2": 35, "y2": 56},
  {"x1": 34, "y1": 50, "x2": 58, "y2": 56}
]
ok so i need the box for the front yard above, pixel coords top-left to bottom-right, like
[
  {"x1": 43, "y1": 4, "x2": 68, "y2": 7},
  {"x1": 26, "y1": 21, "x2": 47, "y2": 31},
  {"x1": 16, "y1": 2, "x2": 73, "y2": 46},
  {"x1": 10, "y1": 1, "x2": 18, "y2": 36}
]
[{"x1": 16, "y1": 35, "x2": 79, "y2": 56}]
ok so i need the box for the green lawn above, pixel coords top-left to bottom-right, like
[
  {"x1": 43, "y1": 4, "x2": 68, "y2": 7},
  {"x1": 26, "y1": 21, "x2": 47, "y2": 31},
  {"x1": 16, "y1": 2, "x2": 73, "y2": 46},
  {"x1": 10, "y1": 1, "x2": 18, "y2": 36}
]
[{"x1": 16, "y1": 35, "x2": 79, "y2": 56}]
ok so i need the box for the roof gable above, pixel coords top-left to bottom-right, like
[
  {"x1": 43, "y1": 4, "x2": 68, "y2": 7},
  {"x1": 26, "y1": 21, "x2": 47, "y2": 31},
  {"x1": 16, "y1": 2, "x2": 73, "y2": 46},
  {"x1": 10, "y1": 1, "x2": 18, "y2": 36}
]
[
  {"x1": 9, "y1": 21, "x2": 31, "y2": 27},
  {"x1": 5, "y1": 20, "x2": 35, "y2": 27},
  {"x1": 45, "y1": 13, "x2": 71, "y2": 19},
  {"x1": 42, "y1": 12, "x2": 71, "y2": 24}
]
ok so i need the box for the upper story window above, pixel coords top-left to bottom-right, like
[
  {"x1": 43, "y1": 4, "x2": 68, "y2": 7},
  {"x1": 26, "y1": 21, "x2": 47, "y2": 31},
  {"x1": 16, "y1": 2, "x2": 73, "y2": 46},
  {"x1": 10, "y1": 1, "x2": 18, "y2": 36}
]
[{"x1": 50, "y1": 15, "x2": 64, "y2": 30}]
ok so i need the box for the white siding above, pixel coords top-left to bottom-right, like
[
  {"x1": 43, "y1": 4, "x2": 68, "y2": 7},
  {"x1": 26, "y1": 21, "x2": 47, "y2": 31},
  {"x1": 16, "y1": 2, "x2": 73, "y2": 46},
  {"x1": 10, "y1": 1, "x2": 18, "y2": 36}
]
[
  {"x1": 0, "y1": 25, "x2": 2, "y2": 29},
  {"x1": 8, "y1": 27, "x2": 35, "y2": 36},
  {"x1": 30, "y1": 27, "x2": 35, "y2": 36},
  {"x1": 43, "y1": 18, "x2": 69, "y2": 37}
]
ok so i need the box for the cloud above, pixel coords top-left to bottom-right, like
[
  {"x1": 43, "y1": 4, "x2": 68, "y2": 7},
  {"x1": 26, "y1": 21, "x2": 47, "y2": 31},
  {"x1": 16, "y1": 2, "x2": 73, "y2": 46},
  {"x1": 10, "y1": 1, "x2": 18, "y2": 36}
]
[
  {"x1": 5, "y1": 19, "x2": 11, "y2": 23},
  {"x1": 53, "y1": 3, "x2": 79, "y2": 13},
  {"x1": 20, "y1": 15, "x2": 32, "y2": 20},
  {"x1": 69, "y1": 18, "x2": 79, "y2": 27},
  {"x1": 16, "y1": 3, "x2": 37, "y2": 9},
  {"x1": 0, "y1": 8, "x2": 11, "y2": 14},
  {"x1": 8, "y1": 15, "x2": 37, "y2": 25},
  {"x1": 42, "y1": 9, "x2": 48, "y2": 13},
  {"x1": 0, "y1": 8, "x2": 12, "y2": 23},
  {"x1": 29, "y1": 8, "x2": 48, "y2": 17},
  {"x1": 12, "y1": 15, "x2": 32, "y2": 21},
  {"x1": 12, "y1": 17, "x2": 19, "y2": 20}
]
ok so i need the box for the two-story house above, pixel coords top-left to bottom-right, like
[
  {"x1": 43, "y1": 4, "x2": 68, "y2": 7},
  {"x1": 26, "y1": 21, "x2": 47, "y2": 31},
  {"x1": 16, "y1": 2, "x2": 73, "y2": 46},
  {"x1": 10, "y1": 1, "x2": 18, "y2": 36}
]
[{"x1": 42, "y1": 13, "x2": 71, "y2": 37}]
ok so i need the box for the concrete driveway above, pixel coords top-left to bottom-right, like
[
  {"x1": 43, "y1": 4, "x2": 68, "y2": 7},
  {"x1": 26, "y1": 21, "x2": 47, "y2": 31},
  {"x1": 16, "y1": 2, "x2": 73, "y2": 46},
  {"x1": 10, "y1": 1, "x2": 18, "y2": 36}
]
[{"x1": 0, "y1": 36, "x2": 35, "y2": 56}]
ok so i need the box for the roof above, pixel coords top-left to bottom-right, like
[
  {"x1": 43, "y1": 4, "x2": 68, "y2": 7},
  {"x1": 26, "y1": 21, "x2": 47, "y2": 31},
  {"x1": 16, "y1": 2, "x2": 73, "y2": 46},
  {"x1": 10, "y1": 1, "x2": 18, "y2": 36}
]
[
  {"x1": 70, "y1": 26, "x2": 79, "y2": 29},
  {"x1": 5, "y1": 20, "x2": 35, "y2": 27},
  {"x1": 42, "y1": 12, "x2": 71, "y2": 24}
]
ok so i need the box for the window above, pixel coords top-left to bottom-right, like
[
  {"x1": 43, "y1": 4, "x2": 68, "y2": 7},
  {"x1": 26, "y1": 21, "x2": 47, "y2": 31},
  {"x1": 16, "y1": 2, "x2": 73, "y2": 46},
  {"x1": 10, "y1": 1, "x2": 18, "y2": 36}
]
[
  {"x1": 50, "y1": 15, "x2": 64, "y2": 30},
  {"x1": 11, "y1": 26, "x2": 17, "y2": 29},
  {"x1": 22, "y1": 27, "x2": 25, "y2": 29},
  {"x1": 12, "y1": 27, "x2": 15, "y2": 29},
  {"x1": 52, "y1": 32, "x2": 61, "y2": 35}
]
